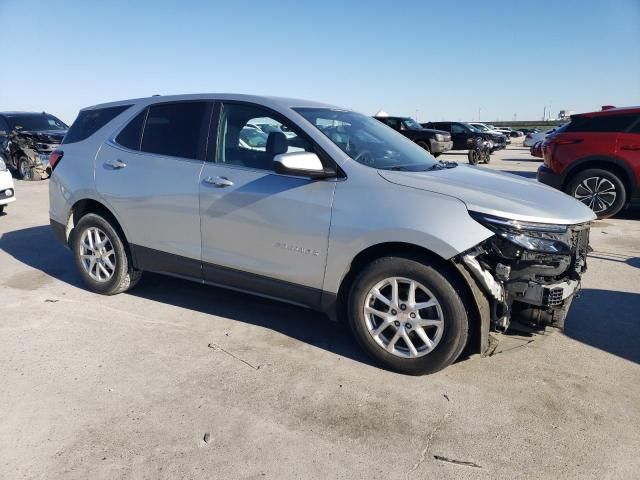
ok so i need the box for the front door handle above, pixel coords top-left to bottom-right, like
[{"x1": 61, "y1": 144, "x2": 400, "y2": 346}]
[
  {"x1": 203, "y1": 176, "x2": 234, "y2": 188},
  {"x1": 105, "y1": 159, "x2": 127, "y2": 169},
  {"x1": 620, "y1": 145, "x2": 640, "y2": 151}
]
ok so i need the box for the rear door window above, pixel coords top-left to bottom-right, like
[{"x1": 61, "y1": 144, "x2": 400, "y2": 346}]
[
  {"x1": 63, "y1": 105, "x2": 131, "y2": 144},
  {"x1": 115, "y1": 110, "x2": 147, "y2": 150},
  {"x1": 140, "y1": 102, "x2": 210, "y2": 160}
]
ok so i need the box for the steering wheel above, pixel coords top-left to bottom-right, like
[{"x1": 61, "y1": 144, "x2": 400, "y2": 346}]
[{"x1": 353, "y1": 150, "x2": 374, "y2": 165}]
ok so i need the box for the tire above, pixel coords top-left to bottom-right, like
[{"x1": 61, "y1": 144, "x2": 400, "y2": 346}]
[
  {"x1": 467, "y1": 149, "x2": 479, "y2": 165},
  {"x1": 432, "y1": 152, "x2": 441, "y2": 158},
  {"x1": 72, "y1": 213, "x2": 142, "y2": 295},
  {"x1": 0, "y1": 205, "x2": 4, "y2": 214},
  {"x1": 416, "y1": 140, "x2": 431, "y2": 154},
  {"x1": 18, "y1": 157, "x2": 33, "y2": 180},
  {"x1": 565, "y1": 168, "x2": 626, "y2": 219},
  {"x1": 347, "y1": 256, "x2": 469, "y2": 375}
]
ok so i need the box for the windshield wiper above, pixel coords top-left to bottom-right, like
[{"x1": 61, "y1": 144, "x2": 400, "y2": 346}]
[{"x1": 428, "y1": 160, "x2": 458, "y2": 171}]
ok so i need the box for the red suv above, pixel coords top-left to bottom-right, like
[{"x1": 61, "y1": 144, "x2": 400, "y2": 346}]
[{"x1": 537, "y1": 106, "x2": 640, "y2": 218}]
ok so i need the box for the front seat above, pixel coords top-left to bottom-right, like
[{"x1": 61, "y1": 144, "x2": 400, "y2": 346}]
[{"x1": 266, "y1": 131, "x2": 288, "y2": 160}]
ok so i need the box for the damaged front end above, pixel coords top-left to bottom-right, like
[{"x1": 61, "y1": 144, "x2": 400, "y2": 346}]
[
  {"x1": 458, "y1": 212, "x2": 591, "y2": 342},
  {"x1": 8, "y1": 130, "x2": 65, "y2": 180}
]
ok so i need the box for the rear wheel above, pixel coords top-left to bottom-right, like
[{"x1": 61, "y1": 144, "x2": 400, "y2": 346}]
[
  {"x1": 72, "y1": 213, "x2": 142, "y2": 295},
  {"x1": 467, "y1": 149, "x2": 480, "y2": 165},
  {"x1": 348, "y1": 256, "x2": 469, "y2": 375},
  {"x1": 566, "y1": 168, "x2": 626, "y2": 219},
  {"x1": 0, "y1": 205, "x2": 4, "y2": 214},
  {"x1": 432, "y1": 152, "x2": 441, "y2": 158}
]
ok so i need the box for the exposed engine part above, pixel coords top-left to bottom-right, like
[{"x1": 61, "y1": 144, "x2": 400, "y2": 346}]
[
  {"x1": 462, "y1": 249, "x2": 505, "y2": 303},
  {"x1": 495, "y1": 262, "x2": 511, "y2": 281}
]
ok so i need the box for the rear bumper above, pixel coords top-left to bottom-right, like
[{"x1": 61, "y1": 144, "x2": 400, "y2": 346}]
[
  {"x1": 536, "y1": 165, "x2": 564, "y2": 190},
  {"x1": 50, "y1": 219, "x2": 68, "y2": 247},
  {"x1": 430, "y1": 140, "x2": 453, "y2": 154}
]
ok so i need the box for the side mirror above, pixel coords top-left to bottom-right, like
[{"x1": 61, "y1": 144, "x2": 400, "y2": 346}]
[{"x1": 273, "y1": 152, "x2": 333, "y2": 179}]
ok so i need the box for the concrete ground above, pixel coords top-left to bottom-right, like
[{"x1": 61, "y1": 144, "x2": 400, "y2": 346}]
[{"x1": 1, "y1": 147, "x2": 639, "y2": 479}]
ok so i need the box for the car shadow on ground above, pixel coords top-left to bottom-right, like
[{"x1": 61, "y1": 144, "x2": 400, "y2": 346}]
[
  {"x1": 500, "y1": 157, "x2": 542, "y2": 163},
  {"x1": 0, "y1": 225, "x2": 375, "y2": 368},
  {"x1": 3, "y1": 225, "x2": 639, "y2": 367},
  {"x1": 565, "y1": 289, "x2": 640, "y2": 364}
]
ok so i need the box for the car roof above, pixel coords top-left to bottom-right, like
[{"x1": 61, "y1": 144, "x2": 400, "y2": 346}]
[
  {"x1": 575, "y1": 105, "x2": 640, "y2": 118},
  {"x1": 0, "y1": 111, "x2": 53, "y2": 116},
  {"x1": 82, "y1": 94, "x2": 341, "y2": 112}
]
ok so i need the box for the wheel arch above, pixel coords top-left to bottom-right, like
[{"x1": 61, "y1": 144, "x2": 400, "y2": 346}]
[
  {"x1": 68, "y1": 198, "x2": 136, "y2": 267},
  {"x1": 562, "y1": 156, "x2": 636, "y2": 197},
  {"x1": 332, "y1": 241, "x2": 485, "y2": 355}
]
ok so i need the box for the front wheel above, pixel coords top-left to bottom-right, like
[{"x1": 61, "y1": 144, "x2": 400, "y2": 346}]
[
  {"x1": 72, "y1": 213, "x2": 142, "y2": 295},
  {"x1": 565, "y1": 168, "x2": 626, "y2": 219},
  {"x1": 18, "y1": 157, "x2": 33, "y2": 180},
  {"x1": 348, "y1": 257, "x2": 469, "y2": 375},
  {"x1": 467, "y1": 149, "x2": 480, "y2": 165}
]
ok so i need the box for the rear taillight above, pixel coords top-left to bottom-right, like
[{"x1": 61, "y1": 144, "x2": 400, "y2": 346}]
[{"x1": 49, "y1": 150, "x2": 64, "y2": 170}]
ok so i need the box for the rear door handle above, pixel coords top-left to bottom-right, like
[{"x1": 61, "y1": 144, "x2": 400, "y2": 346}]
[
  {"x1": 620, "y1": 145, "x2": 640, "y2": 151},
  {"x1": 105, "y1": 159, "x2": 127, "y2": 169},
  {"x1": 203, "y1": 176, "x2": 234, "y2": 188}
]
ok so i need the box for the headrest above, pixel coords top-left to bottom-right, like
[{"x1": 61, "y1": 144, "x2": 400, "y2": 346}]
[{"x1": 266, "y1": 131, "x2": 288, "y2": 156}]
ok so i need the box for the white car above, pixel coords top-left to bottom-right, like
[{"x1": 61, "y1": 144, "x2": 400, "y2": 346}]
[
  {"x1": 469, "y1": 122, "x2": 503, "y2": 136},
  {"x1": 0, "y1": 156, "x2": 16, "y2": 214},
  {"x1": 524, "y1": 128, "x2": 556, "y2": 147}
]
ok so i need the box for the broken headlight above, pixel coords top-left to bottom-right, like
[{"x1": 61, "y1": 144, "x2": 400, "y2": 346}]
[{"x1": 470, "y1": 212, "x2": 571, "y2": 254}]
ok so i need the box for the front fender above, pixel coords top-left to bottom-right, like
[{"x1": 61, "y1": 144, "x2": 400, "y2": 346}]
[{"x1": 322, "y1": 176, "x2": 493, "y2": 295}]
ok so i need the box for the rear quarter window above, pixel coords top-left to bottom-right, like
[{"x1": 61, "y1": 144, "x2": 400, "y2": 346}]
[{"x1": 63, "y1": 105, "x2": 131, "y2": 144}]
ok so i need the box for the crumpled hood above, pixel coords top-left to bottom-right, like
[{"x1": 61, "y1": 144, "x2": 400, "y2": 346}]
[
  {"x1": 378, "y1": 165, "x2": 596, "y2": 225},
  {"x1": 18, "y1": 130, "x2": 67, "y2": 143}
]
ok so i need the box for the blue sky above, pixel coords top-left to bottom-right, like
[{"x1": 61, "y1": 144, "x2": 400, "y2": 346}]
[{"x1": 1, "y1": 0, "x2": 638, "y2": 124}]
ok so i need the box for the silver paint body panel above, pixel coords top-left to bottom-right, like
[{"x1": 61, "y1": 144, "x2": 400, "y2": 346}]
[{"x1": 49, "y1": 93, "x2": 595, "y2": 300}]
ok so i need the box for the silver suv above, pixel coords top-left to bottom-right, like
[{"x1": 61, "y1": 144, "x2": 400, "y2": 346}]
[{"x1": 49, "y1": 94, "x2": 595, "y2": 375}]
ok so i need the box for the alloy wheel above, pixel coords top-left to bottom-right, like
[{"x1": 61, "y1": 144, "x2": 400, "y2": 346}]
[
  {"x1": 363, "y1": 277, "x2": 444, "y2": 358},
  {"x1": 19, "y1": 160, "x2": 32, "y2": 180},
  {"x1": 573, "y1": 176, "x2": 617, "y2": 213},
  {"x1": 79, "y1": 227, "x2": 117, "y2": 282}
]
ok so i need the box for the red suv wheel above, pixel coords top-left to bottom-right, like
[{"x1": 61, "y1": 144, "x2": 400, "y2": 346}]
[{"x1": 565, "y1": 168, "x2": 627, "y2": 219}]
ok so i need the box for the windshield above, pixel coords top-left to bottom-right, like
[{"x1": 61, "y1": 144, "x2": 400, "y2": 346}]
[
  {"x1": 7, "y1": 114, "x2": 68, "y2": 131},
  {"x1": 472, "y1": 124, "x2": 489, "y2": 132},
  {"x1": 295, "y1": 108, "x2": 439, "y2": 171},
  {"x1": 402, "y1": 118, "x2": 422, "y2": 130}
]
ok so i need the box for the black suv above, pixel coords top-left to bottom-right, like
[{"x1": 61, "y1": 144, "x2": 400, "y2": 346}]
[
  {"x1": 374, "y1": 116, "x2": 452, "y2": 157},
  {"x1": 0, "y1": 112, "x2": 68, "y2": 180},
  {"x1": 422, "y1": 121, "x2": 507, "y2": 152}
]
